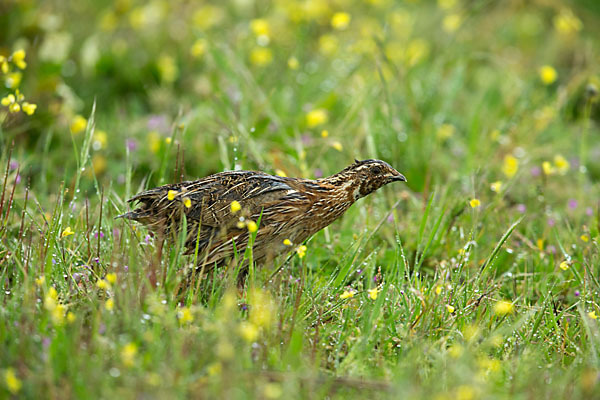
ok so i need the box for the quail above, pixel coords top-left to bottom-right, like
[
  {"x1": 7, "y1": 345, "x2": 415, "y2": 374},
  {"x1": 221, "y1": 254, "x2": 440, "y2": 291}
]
[{"x1": 119, "y1": 159, "x2": 406, "y2": 271}]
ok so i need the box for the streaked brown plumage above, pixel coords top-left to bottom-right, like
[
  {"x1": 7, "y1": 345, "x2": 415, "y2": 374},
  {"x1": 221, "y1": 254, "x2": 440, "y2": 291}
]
[{"x1": 119, "y1": 159, "x2": 406, "y2": 270}]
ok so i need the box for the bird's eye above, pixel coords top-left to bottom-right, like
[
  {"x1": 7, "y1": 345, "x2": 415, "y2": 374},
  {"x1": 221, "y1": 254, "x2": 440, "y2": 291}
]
[{"x1": 371, "y1": 166, "x2": 382, "y2": 175}]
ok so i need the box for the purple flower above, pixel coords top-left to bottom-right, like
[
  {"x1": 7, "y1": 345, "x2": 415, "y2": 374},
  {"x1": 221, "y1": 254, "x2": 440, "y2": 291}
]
[
  {"x1": 373, "y1": 275, "x2": 378, "y2": 283},
  {"x1": 574, "y1": 290, "x2": 580, "y2": 297},
  {"x1": 145, "y1": 234, "x2": 151, "y2": 244},
  {"x1": 42, "y1": 337, "x2": 51, "y2": 348},
  {"x1": 93, "y1": 257, "x2": 100, "y2": 263},
  {"x1": 112, "y1": 228, "x2": 120, "y2": 239},
  {"x1": 547, "y1": 245, "x2": 557, "y2": 254},
  {"x1": 301, "y1": 134, "x2": 313, "y2": 146},
  {"x1": 547, "y1": 218, "x2": 555, "y2": 227},
  {"x1": 516, "y1": 204, "x2": 526, "y2": 213},
  {"x1": 387, "y1": 214, "x2": 394, "y2": 223},
  {"x1": 15, "y1": 174, "x2": 21, "y2": 184},
  {"x1": 568, "y1": 199, "x2": 578, "y2": 210},
  {"x1": 126, "y1": 138, "x2": 138, "y2": 152},
  {"x1": 530, "y1": 166, "x2": 541, "y2": 177},
  {"x1": 98, "y1": 323, "x2": 106, "y2": 335},
  {"x1": 123, "y1": 265, "x2": 129, "y2": 272},
  {"x1": 586, "y1": 207, "x2": 594, "y2": 216},
  {"x1": 9, "y1": 160, "x2": 19, "y2": 170},
  {"x1": 147, "y1": 114, "x2": 169, "y2": 133},
  {"x1": 314, "y1": 168, "x2": 323, "y2": 179}
]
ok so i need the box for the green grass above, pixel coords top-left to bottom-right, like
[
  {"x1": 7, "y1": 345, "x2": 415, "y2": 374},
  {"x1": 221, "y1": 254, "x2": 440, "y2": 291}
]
[{"x1": 1, "y1": 0, "x2": 600, "y2": 398}]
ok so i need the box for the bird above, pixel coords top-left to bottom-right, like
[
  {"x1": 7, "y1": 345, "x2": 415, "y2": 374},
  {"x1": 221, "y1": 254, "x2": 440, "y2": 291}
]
[{"x1": 118, "y1": 159, "x2": 406, "y2": 274}]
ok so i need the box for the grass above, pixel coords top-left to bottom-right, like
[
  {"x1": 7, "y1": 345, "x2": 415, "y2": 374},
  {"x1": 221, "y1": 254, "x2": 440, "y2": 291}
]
[{"x1": 1, "y1": 0, "x2": 600, "y2": 398}]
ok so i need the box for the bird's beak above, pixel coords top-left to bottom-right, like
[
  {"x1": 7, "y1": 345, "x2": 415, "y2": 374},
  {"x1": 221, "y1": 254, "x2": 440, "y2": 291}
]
[{"x1": 388, "y1": 172, "x2": 407, "y2": 182}]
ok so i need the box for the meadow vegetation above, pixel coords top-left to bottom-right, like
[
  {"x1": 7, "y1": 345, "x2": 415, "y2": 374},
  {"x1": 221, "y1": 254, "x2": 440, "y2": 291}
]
[{"x1": 1, "y1": 0, "x2": 600, "y2": 398}]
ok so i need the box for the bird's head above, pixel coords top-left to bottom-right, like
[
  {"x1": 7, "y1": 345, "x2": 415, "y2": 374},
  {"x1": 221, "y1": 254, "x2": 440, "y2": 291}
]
[{"x1": 330, "y1": 159, "x2": 406, "y2": 200}]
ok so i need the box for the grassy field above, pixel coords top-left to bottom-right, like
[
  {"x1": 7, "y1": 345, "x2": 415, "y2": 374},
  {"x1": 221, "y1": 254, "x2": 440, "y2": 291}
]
[{"x1": 1, "y1": 0, "x2": 600, "y2": 398}]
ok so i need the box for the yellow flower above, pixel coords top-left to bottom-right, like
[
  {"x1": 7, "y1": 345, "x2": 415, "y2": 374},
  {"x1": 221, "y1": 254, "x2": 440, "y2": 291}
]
[
  {"x1": 553, "y1": 154, "x2": 570, "y2": 174},
  {"x1": 490, "y1": 181, "x2": 502, "y2": 193},
  {"x1": 368, "y1": 288, "x2": 378, "y2": 300},
  {"x1": 443, "y1": 14, "x2": 463, "y2": 33},
  {"x1": 581, "y1": 234, "x2": 589, "y2": 243},
  {"x1": 250, "y1": 47, "x2": 273, "y2": 67},
  {"x1": 559, "y1": 261, "x2": 570, "y2": 271},
  {"x1": 97, "y1": 279, "x2": 110, "y2": 290},
  {"x1": 230, "y1": 200, "x2": 241, "y2": 213},
  {"x1": 319, "y1": 34, "x2": 339, "y2": 55},
  {"x1": 66, "y1": 312, "x2": 76, "y2": 323},
  {"x1": 5, "y1": 71, "x2": 22, "y2": 88},
  {"x1": 494, "y1": 300, "x2": 514, "y2": 315},
  {"x1": 105, "y1": 298, "x2": 114, "y2": 311},
  {"x1": 236, "y1": 220, "x2": 246, "y2": 229},
  {"x1": 165, "y1": 137, "x2": 172, "y2": 145},
  {"x1": 536, "y1": 238, "x2": 544, "y2": 251},
  {"x1": 35, "y1": 276, "x2": 45, "y2": 287},
  {"x1": 435, "y1": 285, "x2": 443, "y2": 295},
  {"x1": 542, "y1": 161, "x2": 555, "y2": 175},
  {"x1": 469, "y1": 198, "x2": 481, "y2": 208},
  {"x1": 331, "y1": 12, "x2": 351, "y2": 30},
  {"x1": 70, "y1": 115, "x2": 87, "y2": 134},
  {"x1": 121, "y1": 342, "x2": 137, "y2": 367},
  {"x1": 183, "y1": 197, "x2": 192, "y2": 208},
  {"x1": 239, "y1": 321, "x2": 259, "y2": 342},
  {"x1": 247, "y1": 220, "x2": 258, "y2": 233},
  {"x1": 61, "y1": 227, "x2": 75, "y2": 237},
  {"x1": 167, "y1": 190, "x2": 177, "y2": 201},
  {"x1": 11, "y1": 49, "x2": 27, "y2": 69},
  {"x1": 539, "y1": 65, "x2": 558, "y2": 85},
  {"x1": 4, "y1": 368, "x2": 22, "y2": 394},
  {"x1": 588, "y1": 311, "x2": 598, "y2": 320},
  {"x1": 306, "y1": 108, "x2": 328, "y2": 128},
  {"x1": 446, "y1": 304, "x2": 455, "y2": 313},
  {"x1": 340, "y1": 289, "x2": 355, "y2": 299},
  {"x1": 331, "y1": 141, "x2": 343, "y2": 152},
  {"x1": 275, "y1": 169, "x2": 287, "y2": 177},
  {"x1": 437, "y1": 123, "x2": 455, "y2": 140},
  {"x1": 287, "y1": 56, "x2": 299, "y2": 70},
  {"x1": 9, "y1": 102, "x2": 20, "y2": 113},
  {"x1": 0, "y1": 56, "x2": 8, "y2": 74},
  {"x1": 264, "y1": 383, "x2": 283, "y2": 399},
  {"x1": 250, "y1": 19, "x2": 270, "y2": 37},
  {"x1": 105, "y1": 273, "x2": 117, "y2": 285},
  {"x1": 248, "y1": 289, "x2": 275, "y2": 328},
  {"x1": 296, "y1": 245, "x2": 307, "y2": 258},
  {"x1": 405, "y1": 38, "x2": 430, "y2": 67},
  {"x1": 157, "y1": 55, "x2": 178, "y2": 83},
  {"x1": 502, "y1": 155, "x2": 518, "y2": 178},
  {"x1": 1, "y1": 94, "x2": 15, "y2": 106},
  {"x1": 320, "y1": 129, "x2": 329, "y2": 138},
  {"x1": 51, "y1": 304, "x2": 66, "y2": 325},
  {"x1": 177, "y1": 306, "x2": 194, "y2": 324},
  {"x1": 190, "y1": 38, "x2": 207, "y2": 58},
  {"x1": 437, "y1": 0, "x2": 457, "y2": 10},
  {"x1": 283, "y1": 239, "x2": 292, "y2": 246},
  {"x1": 553, "y1": 9, "x2": 582, "y2": 36}
]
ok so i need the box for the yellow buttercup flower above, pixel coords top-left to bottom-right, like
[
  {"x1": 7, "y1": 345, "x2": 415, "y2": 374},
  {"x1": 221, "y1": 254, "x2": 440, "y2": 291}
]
[
  {"x1": 320, "y1": 129, "x2": 329, "y2": 138},
  {"x1": 542, "y1": 161, "x2": 555, "y2": 175},
  {"x1": 283, "y1": 238, "x2": 292, "y2": 246},
  {"x1": 331, "y1": 141, "x2": 343, "y2": 152},
  {"x1": 469, "y1": 198, "x2": 481, "y2": 208},
  {"x1": 296, "y1": 245, "x2": 307, "y2": 258},
  {"x1": 559, "y1": 261, "x2": 569, "y2": 271},
  {"x1": 331, "y1": 12, "x2": 351, "y2": 30},
  {"x1": 177, "y1": 307, "x2": 194, "y2": 324},
  {"x1": 250, "y1": 47, "x2": 273, "y2": 67},
  {"x1": 502, "y1": 155, "x2": 519, "y2": 178},
  {"x1": 105, "y1": 298, "x2": 114, "y2": 311},
  {"x1": 21, "y1": 102, "x2": 37, "y2": 115},
  {"x1": 250, "y1": 19, "x2": 270, "y2": 37},
  {"x1": 446, "y1": 304, "x2": 455, "y2": 313},
  {"x1": 97, "y1": 279, "x2": 110, "y2": 290},
  {"x1": 246, "y1": 220, "x2": 258, "y2": 233},
  {"x1": 4, "y1": 368, "x2": 22, "y2": 394},
  {"x1": 11, "y1": 49, "x2": 27, "y2": 69},
  {"x1": 494, "y1": 300, "x2": 514, "y2": 315},
  {"x1": 554, "y1": 154, "x2": 570, "y2": 174},
  {"x1": 588, "y1": 311, "x2": 598, "y2": 320},
  {"x1": 275, "y1": 169, "x2": 287, "y2": 177},
  {"x1": 121, "y1": 342, "x2": 138, "y2": 367},
  {"x1": 490, "y1": 181, "x2": 502, "y2": 193},
  {"x1": 553, "y1": 8, "x2": 582, "y2": 36},
  {"x1": 287, "y1": 56, "x2": 299, "y2": 70},
  {"x1": 183, "y1": 197, "x2": 192, "y2": 208},
  {"x1": 239, "y1": 321, "x2": 259, "y2": 342},
  {"x1": 581, "y1": 234, "x2": 589, "y2": 242},
  {"x1": 539, "y1": 65, "x2": 558, "y2": 85},
  {"x1": 70, "y1": 115, "x2": 87, "y2": 134},
  {"x1": 190, "y1": 38, "x2": 207, "y2": 58},
  {"x1": 105, "y1": 273, "x2": 117, "y2": 285},
  {"x1": 368, "y1": 288, "x2": 378, "y2": 300},
  {"x1": 437, "y1": 123, "x2": 455, "y2": 140},
  {"x1": 167, "y1": 190, "x2": 177, "y2": 201},
  {"x1": 61, "y1": 227, "x2": 75, "y2": 237},
  {"x1": 230, "y1": 200, "x2": 241, "y2": 213},
  {"x1": 306, "y1": 108, "x2": 328, "y2": 128},
  {"x1": 340, "y1": 289, "x2": 355, "y2": 299}
]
